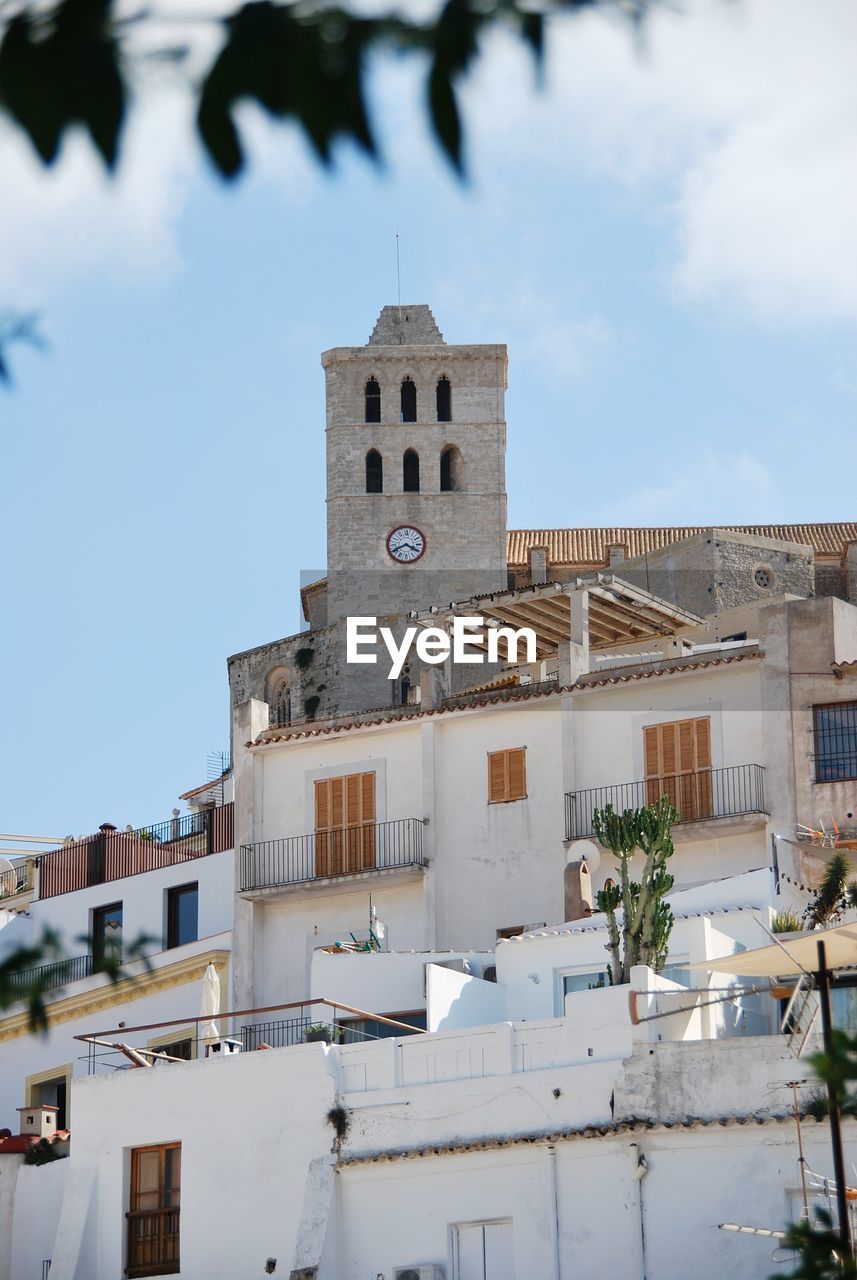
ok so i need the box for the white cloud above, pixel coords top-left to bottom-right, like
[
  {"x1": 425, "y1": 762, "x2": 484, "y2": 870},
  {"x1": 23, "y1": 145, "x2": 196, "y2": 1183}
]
[
  {"x1": 463, "y1": 0, "x2": 857, "y2": 326},
  {"x1": 0, "y1": 80, "x2": 194, "y2": 303},
  {"x1": 597, "y1": 449, "x2": 778, "y2": 525}
]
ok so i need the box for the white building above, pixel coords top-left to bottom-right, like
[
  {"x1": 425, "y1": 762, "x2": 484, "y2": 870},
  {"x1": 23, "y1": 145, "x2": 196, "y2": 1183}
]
[{"x1": 2, "y1": 307, "x2": 857, "y2": 1279}]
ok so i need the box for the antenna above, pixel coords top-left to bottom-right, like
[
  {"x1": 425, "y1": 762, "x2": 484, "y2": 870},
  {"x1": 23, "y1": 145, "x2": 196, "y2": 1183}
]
[{"x1": 395, "y1": 232, "x2": 402, "y2": 314}]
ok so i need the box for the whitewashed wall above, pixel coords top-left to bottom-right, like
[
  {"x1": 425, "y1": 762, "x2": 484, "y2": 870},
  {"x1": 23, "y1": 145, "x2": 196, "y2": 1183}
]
[
  {"x1": 27, "y1": 849, "x2": 234, "y2": 956},
  {"x1": 253, "y1": 880, "x2": 428, "y2": 1008},
  {"x1": 310, "y1": 949, "x2": 494, "y2": 1020},
  {"x1": 337, "y1": 1119, "x2": 849, "y2": 1280},
  {"x1": 0, "y1": 932, "x2": 231, "y2": 1133},
  {"x1": 26, "y1": 1012, "x2": 835, "y2": 1280}
]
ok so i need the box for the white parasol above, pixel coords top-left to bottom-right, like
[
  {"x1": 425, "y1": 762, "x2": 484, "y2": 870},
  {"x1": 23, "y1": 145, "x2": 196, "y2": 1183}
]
[{"x1": 200, "y1": 962, "x2": 221, "y2": 1047}]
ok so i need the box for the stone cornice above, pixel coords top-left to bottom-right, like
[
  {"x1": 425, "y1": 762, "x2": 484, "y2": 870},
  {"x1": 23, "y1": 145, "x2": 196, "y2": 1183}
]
[{"x1": 0, "y1": 948, "x2": 230, "y2": 1043}]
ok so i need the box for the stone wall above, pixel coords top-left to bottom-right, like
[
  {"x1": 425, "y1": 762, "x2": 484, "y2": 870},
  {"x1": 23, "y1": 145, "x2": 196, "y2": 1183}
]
[
  {"x1": 323, "y1": 306, "x2": 509, "y2": 624},
  {"x1": 618, "y1": 528, "x2": 814, "y2": 618}
]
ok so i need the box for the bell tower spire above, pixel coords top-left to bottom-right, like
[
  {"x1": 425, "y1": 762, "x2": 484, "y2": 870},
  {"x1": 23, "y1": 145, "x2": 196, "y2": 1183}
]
[{"x1": 322, "y1": 304, "x2": 509, "y2": 624}]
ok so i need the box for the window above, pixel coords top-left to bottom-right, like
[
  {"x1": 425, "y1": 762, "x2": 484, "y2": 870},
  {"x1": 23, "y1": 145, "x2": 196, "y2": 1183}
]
[
  {"x1": 436, "y1": 375, "x2": 452, "y2": 422},
  {"x1": 148, "y1": 1033, "x2": 194, "y2": 1063},
  {"x1": 400, "y1": 376, "x2": 417, "y2": 422},
  {"x1": 166, "y1": 883, "x2": 198, "y2": 949},
  {"x1": 340, "y1": 1011, "x2": 425, "y2": 1043},
  {"x1": 643, "y1": 717, "x2": 712, "y2": 820},
  {"x1": 403, "y1": 448, "x2": 420, "y2": 493},
  {"x1": 488, "y1": 748, "x2": 527, "y2": 804},
  {"x1": 271, "y1": 679, "x2": 291, "y2": 726},
  {"x1": 440, "y1": 444, "x2": 464, "y2": 492},
  {"x1": 814, "y1": 702, "x2": 857, "y2": 782},
  {"x1": 127, "y1": 1143, "x2": 181, "y2": 1277},
  {"x1": 365, "y1": 448, "x2": 383, "y2": 494},
  {"x1": 453, "y1": 1220, "x2": 514, "y2": 1280},
  {"x1": 365, "y1": 377, "x2": 381, "y2": 423},
  {"x1": 314, "y1": 772, "x2": 376, "y2": 877},
  {"x1": 26, "y1": 1065, "x2": 71, "y2": 1130},
  {"x1": 92, "y1": 902, "x2": 122, "y2": 971},
  {"x1": 557, "y1": 961, "x2": 690, "y2": 1012}
]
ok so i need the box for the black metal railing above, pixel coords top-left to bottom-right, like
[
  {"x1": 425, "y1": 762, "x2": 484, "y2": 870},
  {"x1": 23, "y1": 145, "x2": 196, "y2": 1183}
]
[
  {"x1": 241, "y1": 1016, "x2": 314, "y2": 1050},
  {"x1": 240, "y1": 817, "x2": 425, "y2": 891},
  {"x1": 38, "y1": 803, "x2": 234, "y2": 899},
  {"x1": 8, "y1": 953, "x2": 94, "y2": 999},
  {"x1": 565, "y1": 764, "x2": 767, "y2": 840},
  {"x1": 0, "y1": 860, "x2": 34, "y2": 900}
]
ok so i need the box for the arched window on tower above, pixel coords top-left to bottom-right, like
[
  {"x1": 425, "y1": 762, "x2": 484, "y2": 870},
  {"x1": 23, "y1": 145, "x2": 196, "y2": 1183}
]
[
  {"x1": 436, "y1": 376, "x2": 451, "y2": 423},
  {"x1": 365, "y1": 378, "x2": 381, "y2": 423},
  {"x1": 440, "y1": 445, "x2": 465, "y2": 492},
  {"x1": 272, "y1": 680, "x2": 291, "y2": 727},
  {"x1": 400, "y1": 377, "x2": 417, "y2": 423},
  {"x1": 365, "y1": 449, "x2": 383, "y2": 494},
  {"x1": 403, "y1": 448, "x2": 420, "y2": 493}
]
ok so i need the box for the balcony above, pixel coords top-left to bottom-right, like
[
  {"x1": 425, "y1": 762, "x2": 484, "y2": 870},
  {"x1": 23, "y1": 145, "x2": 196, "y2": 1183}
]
[
  {"x1": 240, "y1": 817, "x2": 426, "y2": 895},
  {"x1": 0, "y1": 859, "x2": 35, "y2": 902},
  {"x1": 565, "y1": 764, "x2": 767, "y2": 840},
  {"x1": 8, "y1": 953, "x2": 94, "y2": 1000},
  {"x1": 38, "y1": 804, "x2": 234, "y2": 900}
]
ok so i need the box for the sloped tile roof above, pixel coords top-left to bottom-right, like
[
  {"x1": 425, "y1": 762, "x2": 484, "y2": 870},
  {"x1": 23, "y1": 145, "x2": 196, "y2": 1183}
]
[{"x1": 506, "y1": 524, "x2": 857, "y2": 565}]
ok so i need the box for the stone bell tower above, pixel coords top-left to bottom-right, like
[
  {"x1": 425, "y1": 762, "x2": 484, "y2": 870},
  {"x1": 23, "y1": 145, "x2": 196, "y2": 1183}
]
[{"x1": 322, "y1": 304, "x2": 509, "y2": 624}]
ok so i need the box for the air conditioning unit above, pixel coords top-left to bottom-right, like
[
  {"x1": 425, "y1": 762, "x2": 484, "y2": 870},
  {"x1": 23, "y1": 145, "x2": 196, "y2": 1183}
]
[{"x1": 393, "y1": 1267, "x2": 445, "y2": 1280}]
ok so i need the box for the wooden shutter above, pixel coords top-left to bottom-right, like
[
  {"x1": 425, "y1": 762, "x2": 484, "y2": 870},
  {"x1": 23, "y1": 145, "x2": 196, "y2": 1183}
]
[
  {"x1": 488, "y1": 748, "x2": 527, "y2": 803},
  {"x1": 128, "y1": 1144, "x2": 180, "y2": 1277},
  {"x1": 315, "y1": 772, "x2": 377, "y2": 876},
  {"x1": 643, "y1": 718, "x2": 712, "y2": 820}
]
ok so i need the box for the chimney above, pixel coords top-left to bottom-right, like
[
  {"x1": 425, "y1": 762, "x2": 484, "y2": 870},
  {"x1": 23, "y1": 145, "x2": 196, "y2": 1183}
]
[
  {"x1": 17, "y1": 1105, "x2": 58, "y2": 1139},
  {"x1": 564, "y1": 859, "x2": 594, "y2": 922}
]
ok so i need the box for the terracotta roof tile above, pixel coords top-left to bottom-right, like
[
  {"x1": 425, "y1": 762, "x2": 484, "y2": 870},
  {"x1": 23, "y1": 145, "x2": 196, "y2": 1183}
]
[
  {"x1": 506, "y1": 524, "x2": 857, "y2": 566},
  {"x1": 249, "y1": 650, "x2": 760, "y2": 746},
  {"x1": 578, "y1": 648, "x2": 763, "y2": 688}
]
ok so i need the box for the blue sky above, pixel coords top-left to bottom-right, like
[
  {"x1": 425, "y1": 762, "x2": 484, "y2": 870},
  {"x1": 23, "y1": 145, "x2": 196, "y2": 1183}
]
[{"x1": 1, "y1": 0, "x2": 855, "y2": 835}]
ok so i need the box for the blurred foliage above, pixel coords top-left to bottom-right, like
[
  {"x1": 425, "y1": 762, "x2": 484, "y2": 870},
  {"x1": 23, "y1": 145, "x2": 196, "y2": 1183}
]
[
  {"x1": 0, "y1": 0, "x2": 648, "y2": 181},
  {"x1": 0, "y1": 311, "x2": 44, "y2": 384},
  {"x1": 0, "y1": 927, "x2": 155, "y2": 1033}
]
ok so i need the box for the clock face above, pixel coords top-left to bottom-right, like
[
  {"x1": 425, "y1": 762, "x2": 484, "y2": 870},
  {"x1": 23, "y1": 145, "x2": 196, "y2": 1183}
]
[{"x1": 386, "y1": 525, "x2": 427, "y2": 564}]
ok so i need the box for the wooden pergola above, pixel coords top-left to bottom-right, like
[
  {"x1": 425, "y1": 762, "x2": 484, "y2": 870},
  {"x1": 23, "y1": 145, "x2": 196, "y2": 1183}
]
[{"x1": 413, "y1": 574, "x2": 704, "y2": 661}]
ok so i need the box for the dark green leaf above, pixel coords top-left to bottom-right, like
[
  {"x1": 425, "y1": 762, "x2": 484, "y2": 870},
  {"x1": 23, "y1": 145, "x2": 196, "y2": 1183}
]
[
  {"x1": 0, "y1": 0, "x2": 125, "y2": 169},
  {"x1": 427, "y1": 63, "x2": 462, "y2": 173},
  {"x1": 197, "y1": 2, "x2": 378, "y2": 180}
]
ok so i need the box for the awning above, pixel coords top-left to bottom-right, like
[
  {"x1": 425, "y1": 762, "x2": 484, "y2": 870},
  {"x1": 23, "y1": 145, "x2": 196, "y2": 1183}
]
[
  {"x1": 412, "y1": 574, "x2": 704, "y2": 660},
  {"x1": 686, "y1": 921, "x2": 857, "y2": 978}
]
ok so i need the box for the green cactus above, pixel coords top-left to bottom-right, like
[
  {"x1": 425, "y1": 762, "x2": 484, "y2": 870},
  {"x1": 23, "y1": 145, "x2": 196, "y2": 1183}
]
[{"x1": 593, "y1": 796, "x2": 677, "y2": 985}]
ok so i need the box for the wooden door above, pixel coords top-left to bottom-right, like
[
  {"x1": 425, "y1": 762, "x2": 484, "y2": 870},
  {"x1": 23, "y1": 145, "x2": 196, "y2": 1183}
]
[
  {"x1": 644, "y1": 718, "x2": 713, "y2": 820},
  {"x1": 314, "y1": 773, "x2": 376, "y2": 877}
]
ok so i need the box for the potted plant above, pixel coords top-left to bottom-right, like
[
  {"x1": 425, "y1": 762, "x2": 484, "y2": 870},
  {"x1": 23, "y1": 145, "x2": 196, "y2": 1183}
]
[{"x1": 304, "y1": 1022, "x2": 342, "y2": 1044}]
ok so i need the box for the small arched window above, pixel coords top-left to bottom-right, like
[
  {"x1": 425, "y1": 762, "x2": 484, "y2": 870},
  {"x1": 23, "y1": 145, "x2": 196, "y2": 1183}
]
[
  {"x1": 403, "y1": 448, "x2": 420, "y2": 493},
  {"x1": 436, "y1": 376, "x2": 451, "y2": 423},
  {"x1": 440, "y1": 445, "x2": 464, "y2": 492},
  {"x1": 365, "y1": 449, "x2": 383, "y2": 494},
  {"x1": 365, "y1": 378, "x2": 381, "y2": 423},
  {"x1": 272, "y1": 681, "x2": 291, "y2": 727},
  {"x1": 401, "y1": 377, "x2": 417, "y2": 423}
]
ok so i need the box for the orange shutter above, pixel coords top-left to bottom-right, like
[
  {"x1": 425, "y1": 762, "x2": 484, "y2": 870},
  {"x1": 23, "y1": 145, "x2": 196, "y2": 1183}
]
[
  {"x1": 315, "y1": 773, "x2": 376, "y2": 876},
  {"x1": 507, "y1": 748, "x2": 527, "y2": 801},
  {"x1": 693, "y1": 718, "x2": 713, "y2": 817},
  {"x1": 488, "y1": 749, "x2": 527, "y2": 803},
  {"x1": 488, "y1": 752, "x2": 507, "y2": 803},
  {"x1": 128, "y1": 1144, "x2": 181, "y2": 1277},
  {"x1": 643, "y1": 718, "x2": 712, "y2": 819},
  {"x1": 644, "y1": 726, "x2": 661, "y2": 806}
]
